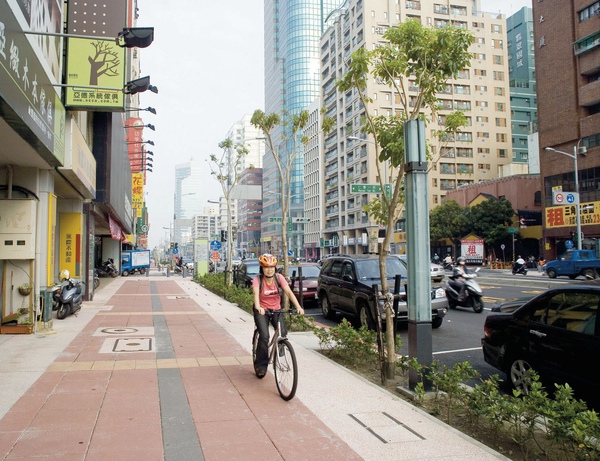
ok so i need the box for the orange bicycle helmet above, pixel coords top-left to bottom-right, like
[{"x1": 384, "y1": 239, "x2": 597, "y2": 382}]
[{"x1": 259, "y1": 254, "x2": 278, "y2": 267}]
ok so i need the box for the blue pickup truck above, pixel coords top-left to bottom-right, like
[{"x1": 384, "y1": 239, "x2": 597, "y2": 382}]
[{"x1": 544, "y1": 249, "x2": 600, "y2": 279}]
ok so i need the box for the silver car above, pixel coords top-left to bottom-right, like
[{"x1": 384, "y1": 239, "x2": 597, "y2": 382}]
[{"x1": 393, "y1": 255, "x2": 445, "y2": 283}]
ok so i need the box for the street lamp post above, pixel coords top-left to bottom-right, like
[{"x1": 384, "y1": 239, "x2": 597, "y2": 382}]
[{"x1": 544, "y1": 143, "x2": 587, "y2": 250}]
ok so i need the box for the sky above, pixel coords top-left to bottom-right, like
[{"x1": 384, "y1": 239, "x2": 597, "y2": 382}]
[{"x1": 139, "y1": 0, "x2": 533, "y2": 249}]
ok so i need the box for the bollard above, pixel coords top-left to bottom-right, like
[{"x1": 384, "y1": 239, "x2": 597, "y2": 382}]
[
  {"x1": 166, "y1": 266, "x2": 170, "y2": 277},
  {"x1": 182, "y1": 266, "x2": 187, "y2": 278},
  {"x1": 146, "y1": 267, "x2": 150, "y2": 278}
]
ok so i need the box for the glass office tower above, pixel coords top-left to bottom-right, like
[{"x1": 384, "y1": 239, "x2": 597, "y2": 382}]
[{"x1": 262, "y1": 0, "x2": 346, "y2": 258}]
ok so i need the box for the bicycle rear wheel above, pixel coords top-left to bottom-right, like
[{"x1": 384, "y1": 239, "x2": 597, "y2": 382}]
[
  {"x1": 273, "y1": 339, "x2": 298, "y2": 401},
  {"x1": 251, "y1": 329, "x2": 261, "y2": 377}
]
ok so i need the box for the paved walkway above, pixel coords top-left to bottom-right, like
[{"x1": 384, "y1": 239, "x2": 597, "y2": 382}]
[{"x1": 0, "y1": 274, "x2": 511, "y2": 460}]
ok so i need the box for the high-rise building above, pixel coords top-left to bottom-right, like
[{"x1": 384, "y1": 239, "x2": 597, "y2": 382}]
[
  {"x1": 174, "y1": 160, "x2": 211, "y2": 246},
  {"x1": 262, "y1": 0, "x2": 346, "y2": 258},
  {"x1": 319, "y1": 0, "x2": 513, "y2": 254},
  {"x1": 507, "y1": 7, "x2": 537, "y2": 165},
  {"x1": 533, "y1": 0, "x2": 600, "y2": 258}
]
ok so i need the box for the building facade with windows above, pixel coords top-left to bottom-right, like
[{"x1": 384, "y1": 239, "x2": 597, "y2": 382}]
[
  {"x1": 319, "y1": 0, "x2": 513, "y2": 255},
  {"x1": 533, "y1": 0, "x2": 600, "y2": 258},
  {"x1": 262, "y1": 0, "x2": 346, "y2": 259},
  {"x1": 507, "y1": 7, "x2": 538, "y2": 165}
]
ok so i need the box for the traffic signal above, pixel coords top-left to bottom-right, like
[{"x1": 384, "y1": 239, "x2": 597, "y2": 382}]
[
  {"x1": 170, "y1": 242, "x2": 174, "y2": 249},
  {"x1": 221, "y1": 230, "x2": 227, "y2": 242},
  {"x1": 174, "y1": 242, "x2": 178, "y2": 250}
]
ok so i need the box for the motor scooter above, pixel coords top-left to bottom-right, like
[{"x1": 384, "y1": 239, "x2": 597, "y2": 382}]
[
  {"x1": 444, "y1": 268, "x2": 484, "y2": 313},
  {"x1": 512, "y1": 262, "x2": 528, "y2": 275},
  {"x1": 54, "y1": 271, "x2": 83, "y2": 320},
  {"x1": 95, "y1": 258, "x2": 118, "y2": 278},
  {"x1": 93, "y1": 269, "x2": 100, "y2": 289}
]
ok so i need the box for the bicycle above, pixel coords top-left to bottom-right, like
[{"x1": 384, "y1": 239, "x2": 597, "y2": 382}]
[{"x1": 252, "y1": 309, "x2": 298, "y2": 401}]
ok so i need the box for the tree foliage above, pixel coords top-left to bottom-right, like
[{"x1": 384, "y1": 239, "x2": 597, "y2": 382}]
[
  {"x1": 335, "y1": 20, "x2": 474, "y2": 382},
  {"x1": 468, "y1": 198, "x2": 515, "y2": 248},
  {"x1": 207, "y1": 138, "x2": 248, "y2": 287},
  {"x1": 429, "y1": 200, "x2": 470, "y2": 244}
]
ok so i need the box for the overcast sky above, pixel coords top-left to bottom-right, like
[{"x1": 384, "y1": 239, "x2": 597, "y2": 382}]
[{"x1": 139, "y1": 0, "x2": 533, "y2": 249}]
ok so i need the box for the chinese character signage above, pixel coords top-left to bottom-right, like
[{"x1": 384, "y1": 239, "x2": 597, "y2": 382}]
[
  {"x1": 0, "y1": 0, "x2": 66, "y2": 163},
  {"x1": 545, "y1": 201, "x2": 600, "y2": 228},
  {"x1": 65, "y1": 37, "x2": 125, "y2": 109},
  {"x1": 461, "y1": 238, "x2": 484, "y2": 264}
]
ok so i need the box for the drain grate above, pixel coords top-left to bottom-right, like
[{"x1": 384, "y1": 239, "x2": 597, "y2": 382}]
[
  {"x1": 112, "y1": 337, "x2": 153, "y2": 352},
  {"x1": 102, "y1": 327, "x2": 139, "y2": 334}
]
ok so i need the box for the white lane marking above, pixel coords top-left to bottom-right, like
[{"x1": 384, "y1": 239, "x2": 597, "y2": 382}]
[{"x1": 433, "y1": 347, "x2": 482, "y2": 355}]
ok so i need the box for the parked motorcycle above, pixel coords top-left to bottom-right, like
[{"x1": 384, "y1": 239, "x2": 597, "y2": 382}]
[
  {"x1": 93, "y1": 269, "x2": 100, "y2": 289},
  {"x1": 95, "y1": 258, "x2": 118, "y2": 278},
  {"x1": 512, "y1": 262, "x2": 528, "y2": 275},
  {"x1": 54, "y1": 269, "x2": 83, "y2": 320},
  {"x1": 444, "y1": 268, "x2": 484, "y2": 313}
]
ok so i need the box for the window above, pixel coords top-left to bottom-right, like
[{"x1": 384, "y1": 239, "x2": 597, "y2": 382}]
[
  {"x1": 495, "y1": 118, "x2": 506, "y2": 127},
  {"x1": 493, "y1": 71, "x2": 505, "y2": 81},
  {"x1": 496, "y1": 102, "x2": 505, "y2": 111},
  {"x1": 476, "y1": 116, "x2": 488, "y2": 123},
  {"x1": 498, "y1": 149, "x2": 507, "y2": 158},
  {"x1": 543, "y1": 292, "x2": 599, "y2": 335},
  {"x1": 492, "y1": 24, "x2": 502, "y2": 33},
  {"x1": 495, "y1": 87, "x2": 504, "y2": 96},
  {"x1": 493, "y1": 55, "x2": 503, "y2": 65},
  {"x1": 496, "y1": 133, "x2": 507, "y2": 142},
  {"x1": 474, "y1": 69, "x2": 487, "y2": 76}
]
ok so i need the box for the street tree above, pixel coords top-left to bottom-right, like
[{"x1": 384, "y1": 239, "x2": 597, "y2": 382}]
[
  {"x1": 251, "y1": 109, "x2": 334, "y2": 277},
  {"x1": 207, "y1": 138, "x2": 249, "y2": 287},
  {"x1": 468, "y1": 198, "x2": 515, "y2": 257},
  {"x1": 430, "y1": 200, "x2": 470, "y2": 253},
  {"x1": 336, "y1": 19, "x2": 474, "y2": 382}
]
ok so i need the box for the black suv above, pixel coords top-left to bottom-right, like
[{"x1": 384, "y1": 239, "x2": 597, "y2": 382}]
[{"x1": 317, "y1": 254, "x2": 448, "y2": 329}]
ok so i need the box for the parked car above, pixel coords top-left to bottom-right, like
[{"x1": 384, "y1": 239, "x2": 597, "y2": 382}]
[
  {"x1": 317, "y1": 254, "x2": 448, "y2": 329},
  {"x1": 231, "y1": 257, "x2": 243, "y2": 268},
  {"x1": 482, "y1": 281, "x2": 600, "y2": 409},
  {"x1": 393, "y1": 255, "x2": 445, "y2": 283},
  {"x1": 286, "y1": 264, "x2": 320, "y2": 306},
  {"x1": 233, "y1": 259, "x2": 260, "y2": 288}
]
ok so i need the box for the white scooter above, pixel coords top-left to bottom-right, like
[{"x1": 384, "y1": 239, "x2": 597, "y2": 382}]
[{"x1": 444, "y1": 268, "x2": 484, "y2": 313}]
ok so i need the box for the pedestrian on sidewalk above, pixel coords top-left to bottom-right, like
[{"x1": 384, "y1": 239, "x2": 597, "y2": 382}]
[{"x1": 252, "y1": 254, "x2": 304, "y2": 378}]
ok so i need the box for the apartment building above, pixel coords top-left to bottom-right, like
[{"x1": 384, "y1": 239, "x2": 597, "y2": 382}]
[
  {"x1": 533, "y1": 0, "x2": 600, "y2": 258},
  {"x1": 319, "y1": 0, "x2": 513, "y2": 255}
]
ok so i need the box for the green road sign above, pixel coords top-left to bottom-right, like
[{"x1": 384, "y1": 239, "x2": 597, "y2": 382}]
[
  {"x1": 508, "y1": 227, "x2": 518, "y2": 233},
  {"x1": 269, "y1": 217, "x2": 283, "y2": 222},
  {"x1": 351, "y1": 183, "x2": 391, "y2": 196}
]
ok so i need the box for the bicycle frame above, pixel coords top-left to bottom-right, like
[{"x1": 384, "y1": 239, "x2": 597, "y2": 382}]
[{"x1": 252, "y1": 310, "x2": 298, "y2": 401}]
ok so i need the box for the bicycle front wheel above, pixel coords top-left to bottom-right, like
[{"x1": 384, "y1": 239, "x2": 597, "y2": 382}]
[{"x1": 274, "y1": 339, "x2": 298, "y2": 401}]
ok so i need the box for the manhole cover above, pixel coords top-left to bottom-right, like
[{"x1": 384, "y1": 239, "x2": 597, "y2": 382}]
[
  {"x1": 112, "y1": 337, "x2": 153, "y2": 352},
  {"x1": 101, "y1": 327, "x2": 139, "y2": 335}
]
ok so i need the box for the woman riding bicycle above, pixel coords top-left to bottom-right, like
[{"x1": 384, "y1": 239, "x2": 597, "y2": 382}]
[{"x1": 252, "y1": 254, "x2": 304, "y2": 378}]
